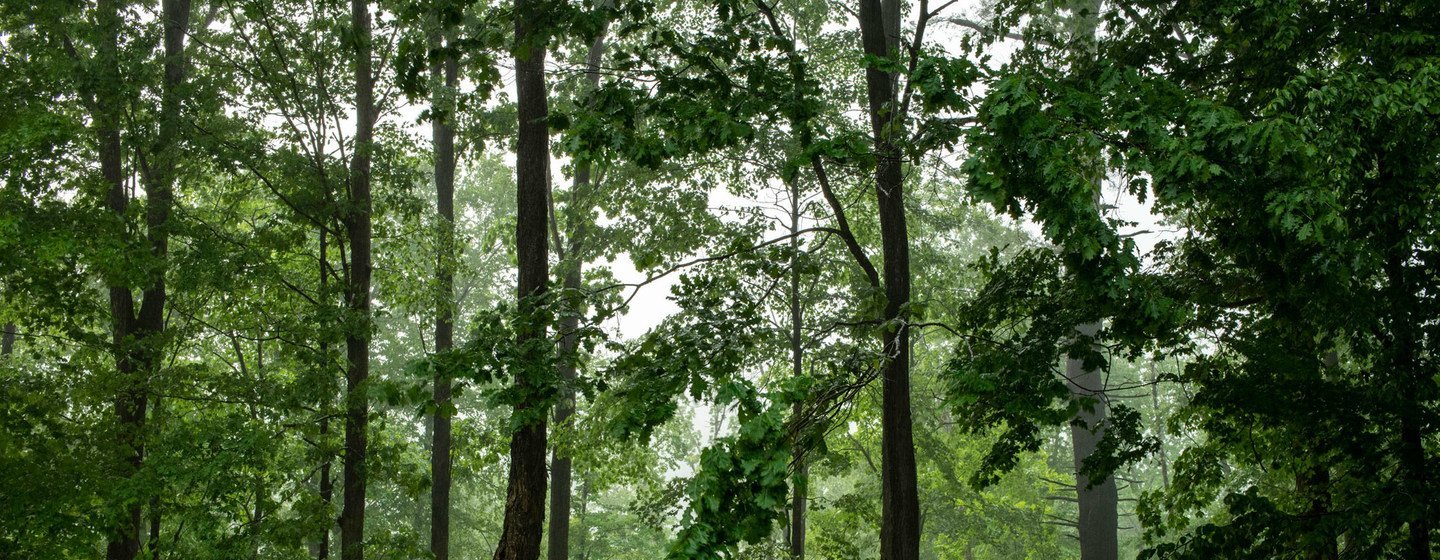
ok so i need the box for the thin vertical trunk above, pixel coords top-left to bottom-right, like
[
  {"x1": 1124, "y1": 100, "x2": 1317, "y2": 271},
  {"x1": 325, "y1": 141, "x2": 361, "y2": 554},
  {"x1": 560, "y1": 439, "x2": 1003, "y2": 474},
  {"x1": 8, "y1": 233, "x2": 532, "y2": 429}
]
[
  {"x1": 148, "y1": 397, "x2": 165, "y2": 560},
  {"x1": 429, "y1": 27, "x2": 459, "y2": 560},
  {"x1": 318, "y1": 229, "x2": 334, "y2": 560},
  {"x1": 855, "y1": 0, "x2": 919, "y2": 557},
  {"x1": 547, "y1": 18, "x2": 610, "y2": 560},
  {"x1": 339, "y1": 0, "x2": 375, "y2": 558},
  {"x1": 1296, "y1": 351, "x2": 1337, "y2": 560},
  {"x1": 319, "y1": 413, "x2": 334, "y2": 559},
  {"x1": 1, "y1": 322, "x2": 14, "y2": 356},
  {"x1": 787, "y1": 177, "x2": 807, "y2": 560},
  {"x1": 1067, "y1": 323, "x2": 1119, "y2": 560},
  {"x1": 148, "y1": 500, "x2": 160, "y2": 560},
  {"x1": 1146, "y1": 370, "x2": 1169, "y2": 488},
  {"x1": 492, "y1": 0, "x2": 551, "y2": 556}
]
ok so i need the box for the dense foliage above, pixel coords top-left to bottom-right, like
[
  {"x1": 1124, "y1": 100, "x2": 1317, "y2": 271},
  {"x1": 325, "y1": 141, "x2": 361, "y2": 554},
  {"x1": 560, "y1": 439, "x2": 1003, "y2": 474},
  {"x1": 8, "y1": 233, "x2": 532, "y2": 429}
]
[{"x1": 1, "y1": 0, "x2": 1435, "y2": 559}]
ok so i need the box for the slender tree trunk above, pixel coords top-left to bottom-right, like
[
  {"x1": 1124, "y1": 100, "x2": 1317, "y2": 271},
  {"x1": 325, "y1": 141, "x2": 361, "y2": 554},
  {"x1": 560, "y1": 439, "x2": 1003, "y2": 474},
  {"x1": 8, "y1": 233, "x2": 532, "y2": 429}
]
[
  {"x1": 339, "y1": 0, "x2": 375, "y2": 558},
  {"x1": 319, "y1": 413, "x2": 334, "y2": 559},
  {"x1": 1146, "y1": 369, "x2": 1169, "y2": 488},
  {"x1": 98, "y1": 1, "x2": 142, "y2": 555},
  {"x1": 855, "y1": 0, "x2": 919, "y2": 557},
  {"x1": 148, "y1": 396, "x2": 165, "y2": 560},
  {"x1": 787, "y1": 177, "x2": 807, "y2": 560},
  {"x1": 1, "y1": 322, "x2": 14, "y2": 356},
  {"x1": 318, "y1": 229, "x2": 335, "y2": 560},
  {"x1": 429, "y1": 27, "x2": 459, "y2": 560},
  {"x1": 547, "y1": 18, "x2": 610, "y2": 560},
  {"x1": 1067, "y1": 323, "x2": 1118, "y2": 560},
  {"x1": 148, "y1": 499, "x2": 161, "y2": 560},
  {"x1": 492, "y1": 0, "x2": 551, "y2": 556}
]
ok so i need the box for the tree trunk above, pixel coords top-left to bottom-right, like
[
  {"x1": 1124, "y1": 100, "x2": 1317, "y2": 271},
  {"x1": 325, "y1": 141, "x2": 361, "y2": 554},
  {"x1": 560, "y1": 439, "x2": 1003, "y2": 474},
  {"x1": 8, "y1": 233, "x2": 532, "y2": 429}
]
[
  {"x1": 787, "y1": 177, "x2": 807, "y2": 560},
  {"x1": 429, "y1": 26, "x2": 459, "y2": 560},
  {"x1": 97, "y1": 0, "x2": 189, "y2": 556},
  {"x1": 547, "y1": 18, "x2": 610, "y2": 560},
  {"x1": 1067, "y1": 322, "x2": 1118, "y2": 560},
  {"x1": 318, "y1": 229, "x2": 335, "y2": 560},
  {"x1": 855, "y1": 0, "x2": 919, "y2": 557},
  {"x1": 1, "y1": 322, "x2": 14, "y2": 356},
  {"x1": 339, "y1": 0, "x2": 375, "y2": 558},
  {"x1": 1146, "y1": 369, "x2": 1169, "y2": 488},
  {"x1": 492, "y1": 0, "x2": 551, "y2": 556}
]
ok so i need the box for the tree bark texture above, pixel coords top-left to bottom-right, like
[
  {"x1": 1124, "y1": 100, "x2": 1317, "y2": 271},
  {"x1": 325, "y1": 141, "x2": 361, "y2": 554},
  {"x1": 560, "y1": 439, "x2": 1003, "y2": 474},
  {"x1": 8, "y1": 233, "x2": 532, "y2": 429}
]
[
  {"x1": 547, "y1": 17, "x2": 610, "y2": 560},
  {"x1": 493, "y1": 0, "x2": 552, "y2": 557},
  {"x1": 787, "y1": 176, "x2": 807, "y2": 560},
  {"x1": 97, "y1": 0, "x2": 189, "y2": 556},
  {"x1": 1067, "y1": 322, "x2": 1118, "y2": 560},
  {"x1": 339, "y1": 0, "x2": 375, "y2": 557},
  {"x1": 855, "y1": 0, "x2": 919, "y2": 557},
  {"x1": 429, "y1": 27, "x2": 459, "y2": 560}
]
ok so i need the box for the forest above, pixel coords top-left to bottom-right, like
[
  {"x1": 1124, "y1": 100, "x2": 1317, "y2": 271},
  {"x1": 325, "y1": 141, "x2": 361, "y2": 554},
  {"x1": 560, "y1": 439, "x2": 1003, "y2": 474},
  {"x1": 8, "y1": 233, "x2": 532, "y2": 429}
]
[{"x1": 0, "y1": 0, "x2": 1436, "y2": 558}]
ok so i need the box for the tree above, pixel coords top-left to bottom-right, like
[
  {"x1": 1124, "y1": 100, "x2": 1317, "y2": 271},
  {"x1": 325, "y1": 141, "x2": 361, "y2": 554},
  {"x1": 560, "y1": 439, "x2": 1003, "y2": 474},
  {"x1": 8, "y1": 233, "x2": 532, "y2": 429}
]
[
  {"x1": 491, "y1": 0, "x2": 553, "y2": 555},
  {"x1": 339, "y1": 0, "x2": 376, "y2": 557},
  {"x1": 548, "y1": 10, "x2": 612, "y2": 559},
  {"x1": 428, "y1": 15, "x2": 460, "y2": 560}
]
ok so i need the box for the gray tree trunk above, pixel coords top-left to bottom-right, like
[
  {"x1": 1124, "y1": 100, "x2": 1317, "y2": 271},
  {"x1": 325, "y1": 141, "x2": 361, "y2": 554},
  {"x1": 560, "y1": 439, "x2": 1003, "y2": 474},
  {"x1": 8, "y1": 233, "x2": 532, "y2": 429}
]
[{"x1": 1066, "y1": 323, "x2": 1118, "y2": 560}]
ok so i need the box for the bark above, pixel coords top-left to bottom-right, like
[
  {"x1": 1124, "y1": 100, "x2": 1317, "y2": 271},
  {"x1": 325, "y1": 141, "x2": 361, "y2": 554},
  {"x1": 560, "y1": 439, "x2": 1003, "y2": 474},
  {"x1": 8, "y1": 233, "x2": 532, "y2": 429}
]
[
  {"x1": 1066, "y1": 323, "x2": 1119, "y2": 560},
  {"x1": 429, "y1": 27, "x2": 459, "y2": 560},
  {"x1": 97, "y1": 0, "x2": 189, "y2": 556},
  {"x1": 546, "y1": 17, "x2": 610, "y2": 560},
  {"x1": 492, "y1": 0, "x2": 551, "y2": 556},
  {"x1": 148, "y1": 495, "x2": 161, "y2": 560},
  {"x1": 1061, "y1": 5, "x2": 1117, "y2": 559},
  {"x1": 787, "y1": 177, "x2": 807, "y2": 560},
  {"x1": 339, "y1": 0, "x2": 375, "y2": 558},
  {"x1": 855, "y1": 0, "x2": 919, "y2": 556},
  {"x1": 1146, "y1": 369, "x2": 1169, "y2": 488},
  {"x1": 318, "y1": 229, "x2": 334, "y2": 560},
  {"x1": 319, "y1": 415, "x2": 334, "y2": 560},
  {"x1": 1, "y1": 322, "x2": 14, "y2": 356}
]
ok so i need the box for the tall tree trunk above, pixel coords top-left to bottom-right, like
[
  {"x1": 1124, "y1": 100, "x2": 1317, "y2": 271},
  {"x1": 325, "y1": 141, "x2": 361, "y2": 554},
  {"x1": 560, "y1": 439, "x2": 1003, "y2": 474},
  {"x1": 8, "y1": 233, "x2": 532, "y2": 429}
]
[
  {"x1": 856, "y1": 0, "x2": 919, "y2": 557},
  {"x1": 339, "y1": 0, "x2": 375, "y2": 558},
  {"x1": 97, "y1": 1, "x2": 141, "y2": 556},
  {"x1": 786, "y1": 176, "x2": 807, "y2": 560},
  {"x1": 1060, "y1": 4, "x2": 1117, "y2": 559},
  {"x1": 318, "y1": 229, "x2": 335, "y2": 560},
  {"x1": 97, "y1": 0, "x2": 189, "y2": 556},
  {"x1": 547, "y1": 18, "x2": 610, "y2": 560},
  {"x1": 429, "y1": 27, "x2": 459, "y2": 560},
  {"x1": 1067, "y1": 323, "x2": 1118, "y2": 560},
  {"x1": 493, "y1": 0, "x2": 551, "y2": 556}
]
